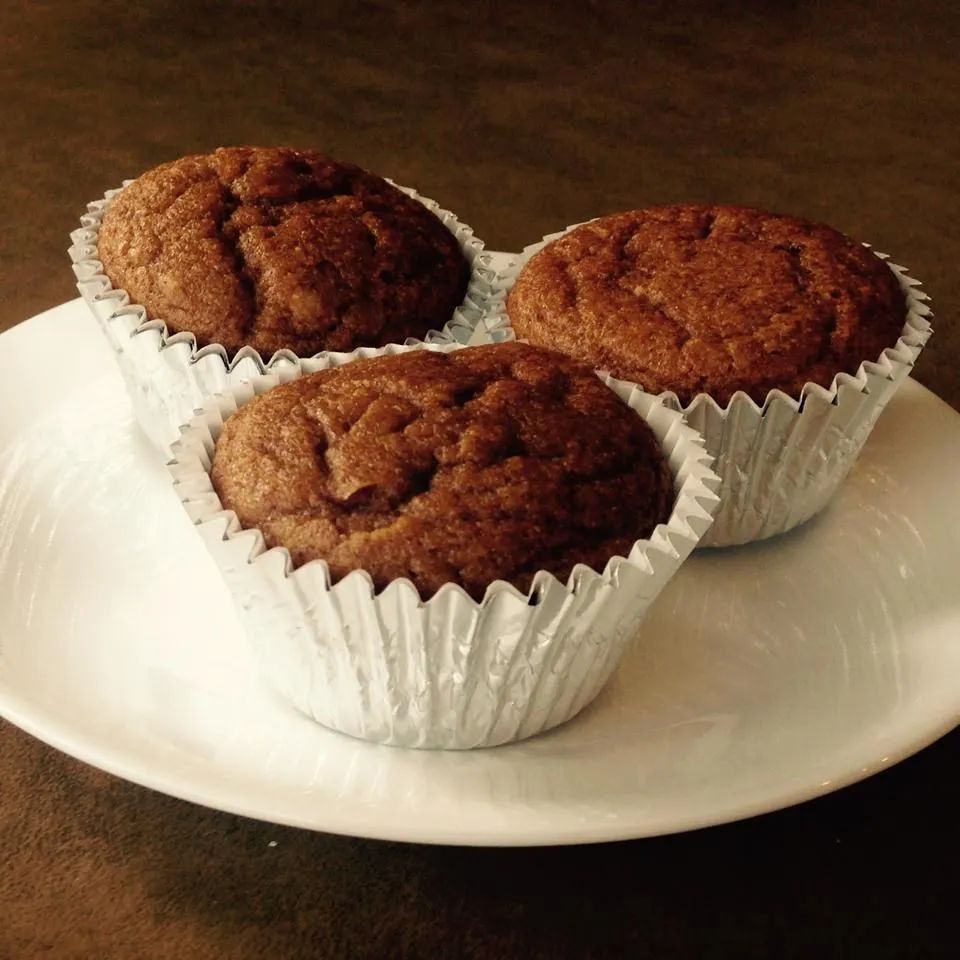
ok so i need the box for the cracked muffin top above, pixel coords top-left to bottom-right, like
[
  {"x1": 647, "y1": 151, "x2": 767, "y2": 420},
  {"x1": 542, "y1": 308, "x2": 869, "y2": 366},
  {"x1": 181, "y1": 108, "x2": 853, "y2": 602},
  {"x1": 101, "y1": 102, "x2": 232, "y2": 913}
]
[
  {"x1": 97, "y1": 146, "x2": 469, "y2": 358},
  {"x1": 506, "y1": 204, "x2": 907, "y2": 406},
  {"x1": 210, "y1": 342, "x2": 674, "y2": 600}
]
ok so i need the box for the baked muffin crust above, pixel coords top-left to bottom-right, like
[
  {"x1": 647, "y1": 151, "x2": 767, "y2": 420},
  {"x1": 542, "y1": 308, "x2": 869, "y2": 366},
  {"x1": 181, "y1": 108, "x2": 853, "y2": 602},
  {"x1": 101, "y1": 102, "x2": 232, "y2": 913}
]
[
  {"x1": 98, "y1": 146, "x2": 469, "y2": 357},
  {"x1": 211, "y1": 342, "x2": 674, "y2": 599},
  {"x1": 507, "y1": 204, "x2": 906, "y2": 405}
]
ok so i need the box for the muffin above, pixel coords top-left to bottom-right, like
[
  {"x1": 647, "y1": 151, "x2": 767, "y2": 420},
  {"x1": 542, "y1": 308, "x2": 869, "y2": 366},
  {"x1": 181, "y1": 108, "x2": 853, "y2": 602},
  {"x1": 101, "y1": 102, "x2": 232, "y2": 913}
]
[
  {"x1": 169, "y1": 341, "x2": 720, "y2": 748},
  {"x1": 98, "y1": 146, "x2": 469, "y2": 357},
  {"x1": 506, "y1": 204, "x2": 907, "y2": 406},
  {"x1": 210, "y1": 341, "x2": 675, "y2": 601},
  {"x1": 70, "y1": 147, "x2": 491, "y2": 453},
  {"x1": 486, "y1": 204, "x2": 932, "y2": 547}
]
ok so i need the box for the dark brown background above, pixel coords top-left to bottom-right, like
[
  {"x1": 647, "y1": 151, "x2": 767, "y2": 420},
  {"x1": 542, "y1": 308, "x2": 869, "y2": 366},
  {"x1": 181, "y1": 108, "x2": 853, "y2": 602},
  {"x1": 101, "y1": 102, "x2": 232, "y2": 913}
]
[{"x1": 1, "y1": 1, "x2": 957, "y2": 957}]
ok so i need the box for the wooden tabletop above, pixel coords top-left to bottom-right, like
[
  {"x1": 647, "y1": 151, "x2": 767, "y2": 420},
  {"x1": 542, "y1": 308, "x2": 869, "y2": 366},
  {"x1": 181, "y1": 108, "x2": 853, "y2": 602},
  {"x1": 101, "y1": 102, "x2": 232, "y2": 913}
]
[{"x1": 1, "y1": 1, "x2": 957, "y2": 957}]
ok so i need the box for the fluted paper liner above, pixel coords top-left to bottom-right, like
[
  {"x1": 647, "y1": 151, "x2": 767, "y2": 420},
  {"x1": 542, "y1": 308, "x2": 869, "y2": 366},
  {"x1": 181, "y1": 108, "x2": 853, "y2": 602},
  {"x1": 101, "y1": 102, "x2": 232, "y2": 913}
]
[
  {"x1": 68, "y1": 180, "x2": 498, "y2": 454},
  {"x1": 479, "y1": 225, "x2": 933, "y2": 546},
  {"x1": 168, "y1": 341, "x2": 720, "y2": 749}
]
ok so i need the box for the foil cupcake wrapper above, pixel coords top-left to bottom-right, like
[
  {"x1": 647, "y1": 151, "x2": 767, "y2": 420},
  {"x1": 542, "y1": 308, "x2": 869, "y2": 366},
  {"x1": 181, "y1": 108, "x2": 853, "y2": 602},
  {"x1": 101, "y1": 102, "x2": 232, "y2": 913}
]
[
  {"x1": 480, "y1": 224, "x2": 933, "y2": 547},
  {"x1": 168, "y1": 341, "x2": 720, "y2": 749},
  {"x1": 68, "y1": 178, "x2": 499, "y2": 455}
]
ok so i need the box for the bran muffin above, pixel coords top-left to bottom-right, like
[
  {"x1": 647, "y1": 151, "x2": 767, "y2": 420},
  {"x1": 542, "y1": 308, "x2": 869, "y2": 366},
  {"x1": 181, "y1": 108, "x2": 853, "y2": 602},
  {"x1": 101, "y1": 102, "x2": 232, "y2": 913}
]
[
  {"x1": 97, "y1": 146, "x2": 469, "y2": 358},
  {"x1": 210, "y1": 342, "x2": 675, "y2": 600},
  {"x1": 506, "y1": 204, "x2": 907, "y2": 406}
]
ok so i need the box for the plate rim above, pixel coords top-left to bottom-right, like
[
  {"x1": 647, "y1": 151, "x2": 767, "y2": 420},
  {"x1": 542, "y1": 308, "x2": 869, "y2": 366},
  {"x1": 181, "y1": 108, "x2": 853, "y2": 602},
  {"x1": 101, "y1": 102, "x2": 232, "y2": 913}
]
[{"x1": 2, "y1": 674, "x2": 958, "y2": 847}]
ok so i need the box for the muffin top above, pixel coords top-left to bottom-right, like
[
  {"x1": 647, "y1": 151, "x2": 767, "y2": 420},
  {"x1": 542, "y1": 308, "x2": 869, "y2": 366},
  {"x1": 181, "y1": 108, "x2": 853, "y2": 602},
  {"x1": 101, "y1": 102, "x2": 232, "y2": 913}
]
[
  {"x1": 98, "y1": 146, "x2": 469, "y2": 358},
  {"x1": 506, "y1": 204, "x2": 907, "y2": 406},
  {"x1": 210, "y1": 342, "x2": 674, "y2": 600}
]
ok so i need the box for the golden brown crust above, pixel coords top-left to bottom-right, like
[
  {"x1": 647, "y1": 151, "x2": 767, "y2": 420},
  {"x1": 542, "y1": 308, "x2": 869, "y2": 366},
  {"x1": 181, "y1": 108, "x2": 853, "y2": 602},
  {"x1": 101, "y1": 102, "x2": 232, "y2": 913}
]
[
  {"x1": 506, "y1": 204, "x2": 907, "y2": 406},
  {"x1": 210, "y1": 342, "x2": 674, "y2": 600},
  {"x1": 98, "y1": 147, "x2": 469, "y2": 358}
]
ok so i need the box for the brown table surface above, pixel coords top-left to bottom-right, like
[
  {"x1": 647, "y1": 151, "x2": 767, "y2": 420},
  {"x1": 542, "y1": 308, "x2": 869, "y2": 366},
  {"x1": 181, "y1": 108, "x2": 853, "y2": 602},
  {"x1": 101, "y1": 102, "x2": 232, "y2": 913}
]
[{"x1": 1, "y1": 2, "x2": 957, "y2": 957}]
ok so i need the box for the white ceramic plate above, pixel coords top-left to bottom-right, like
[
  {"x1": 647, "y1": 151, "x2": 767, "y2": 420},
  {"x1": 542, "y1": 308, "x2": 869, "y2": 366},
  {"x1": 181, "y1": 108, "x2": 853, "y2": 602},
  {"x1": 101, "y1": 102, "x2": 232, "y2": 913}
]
[{"x1": 1, "y1": 295, "x2": 959, "y2": 847}]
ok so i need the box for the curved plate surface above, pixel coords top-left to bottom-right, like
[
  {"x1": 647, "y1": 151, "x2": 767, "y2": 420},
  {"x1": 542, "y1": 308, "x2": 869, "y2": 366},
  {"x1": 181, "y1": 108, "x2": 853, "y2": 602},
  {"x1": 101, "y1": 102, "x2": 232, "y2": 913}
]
[{"x1": 1, "y1": 296, "x2": 958, "y2": 846}]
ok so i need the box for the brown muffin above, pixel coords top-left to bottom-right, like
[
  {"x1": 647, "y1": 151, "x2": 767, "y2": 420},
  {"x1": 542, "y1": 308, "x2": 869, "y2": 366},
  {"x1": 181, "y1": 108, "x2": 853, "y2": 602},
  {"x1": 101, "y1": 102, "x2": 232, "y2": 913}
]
[
  {"x1": 98, "y1": 146, "x2": 469, "y2": 358},
  {"x1": 210, "y1": 342, "x2": 674, "y2": 600},
  {"x1": 506, "y1": 204, "x2": 907, "y2": 406}
]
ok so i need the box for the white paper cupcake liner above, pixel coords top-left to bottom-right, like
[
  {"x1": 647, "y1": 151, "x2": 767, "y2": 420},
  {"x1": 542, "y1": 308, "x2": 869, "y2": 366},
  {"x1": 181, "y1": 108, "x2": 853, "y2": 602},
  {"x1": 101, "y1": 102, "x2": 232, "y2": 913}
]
[
  {"x1": 167, "y1": 341, "x2": 720, "y2": 750},
  {"x1": 479, "y1": 224, "x2": 933, "y2": 547},
  {"x1": 68, "y1": 178, "x2": 499, "y2": 455}
]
